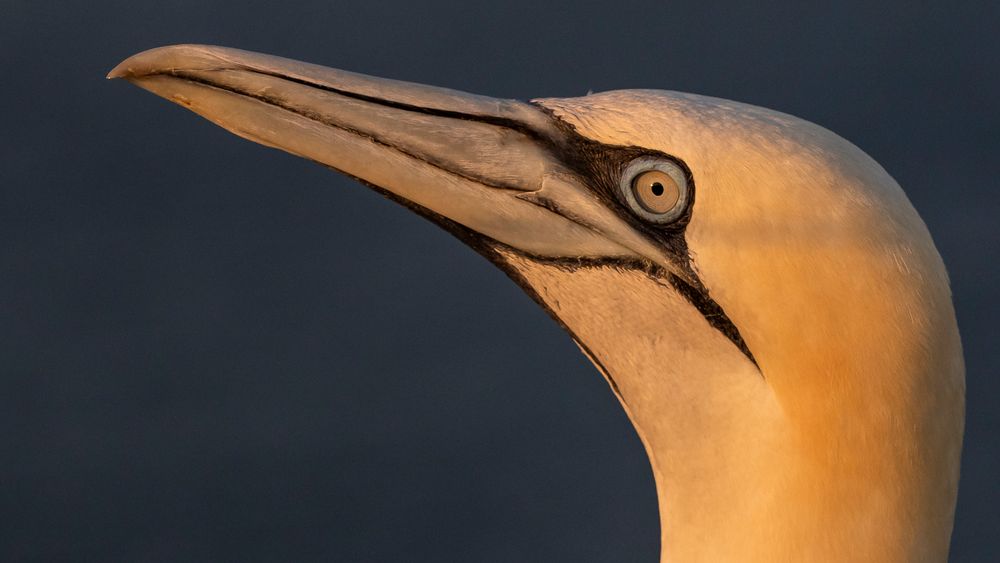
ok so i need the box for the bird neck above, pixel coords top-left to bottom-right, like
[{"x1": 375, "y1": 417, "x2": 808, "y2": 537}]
[{"x1": 498, "y1": 249, "x2": 960, "y2": 563}]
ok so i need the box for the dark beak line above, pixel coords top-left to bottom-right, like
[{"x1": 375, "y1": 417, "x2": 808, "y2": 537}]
[
  {"x1": 163, "y1": 68, "x2": 549, "y2": 194},
  {"x1": 144, "y1": 66, "x2": 568, "y2": 150},
  {"x1": 251, "y1": 69, "x2": 566, "y2": 146}
]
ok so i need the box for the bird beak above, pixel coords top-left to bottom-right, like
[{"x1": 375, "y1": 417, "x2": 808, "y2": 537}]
[
  {"x1": 109, "y1": 45, "x2": 757, "y2": 364},
  {"x1": 108, "y1": 45, "x2": 682, "y2": 271}
]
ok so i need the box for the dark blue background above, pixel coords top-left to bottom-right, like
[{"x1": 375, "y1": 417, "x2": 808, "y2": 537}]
[{"x1": 2, "y1": 1, "x2": 997, "y2": 560}]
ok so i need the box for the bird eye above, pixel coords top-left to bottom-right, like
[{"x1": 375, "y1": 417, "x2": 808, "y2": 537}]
[
  {"x1": 633, "y1": 170, "x2": 679, "y2": 213},
  {"x1": 620, "y1": 158, "x2": 689, "y2": 223}
]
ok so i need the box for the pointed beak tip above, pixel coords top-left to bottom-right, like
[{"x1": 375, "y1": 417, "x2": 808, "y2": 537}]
[
  {"x1": 107, "y1": 44, "x2": 219, "y2": 81},
  {"x1": 107, "y1": 48, "x2": 162, "y2": 81},
  {"x1": 106, "y1": 62, "x2": 131, "y2": 80}
]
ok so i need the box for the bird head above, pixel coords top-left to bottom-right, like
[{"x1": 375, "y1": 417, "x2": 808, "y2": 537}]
[{"x1": 110, "y1": 45, "x2": 964, "y2": 562}]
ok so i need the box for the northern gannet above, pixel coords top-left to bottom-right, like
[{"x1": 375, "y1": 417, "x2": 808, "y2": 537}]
[{"x1": 109, "y1": 45, "x2": 964, "y2": 563}]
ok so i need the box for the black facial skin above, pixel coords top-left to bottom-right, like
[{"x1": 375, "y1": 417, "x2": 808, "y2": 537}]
[
  {"x1": 522, "y1": 105, "x2": 758, "y2": 369},
  {"x1": 334, "y1": 109, "x2": 760, "y2": 372}
]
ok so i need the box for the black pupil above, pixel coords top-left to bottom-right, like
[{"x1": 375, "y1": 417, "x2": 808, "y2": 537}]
[{"x1": 651, "y1": 182, "x2": 664, "y2": 196}]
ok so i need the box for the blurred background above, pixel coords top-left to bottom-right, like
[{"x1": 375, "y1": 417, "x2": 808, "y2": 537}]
[{"x1": 2, "y1": 1, "x2": 997, "y2": 560}]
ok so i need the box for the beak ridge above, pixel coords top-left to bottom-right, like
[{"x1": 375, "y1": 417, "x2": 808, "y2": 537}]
[
  {"x1": 108, "y1": 44, "x2": 565, "y2": 142},
  {"x1": 109, "y1": 44, "x2": 638, "y2": 260}
]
